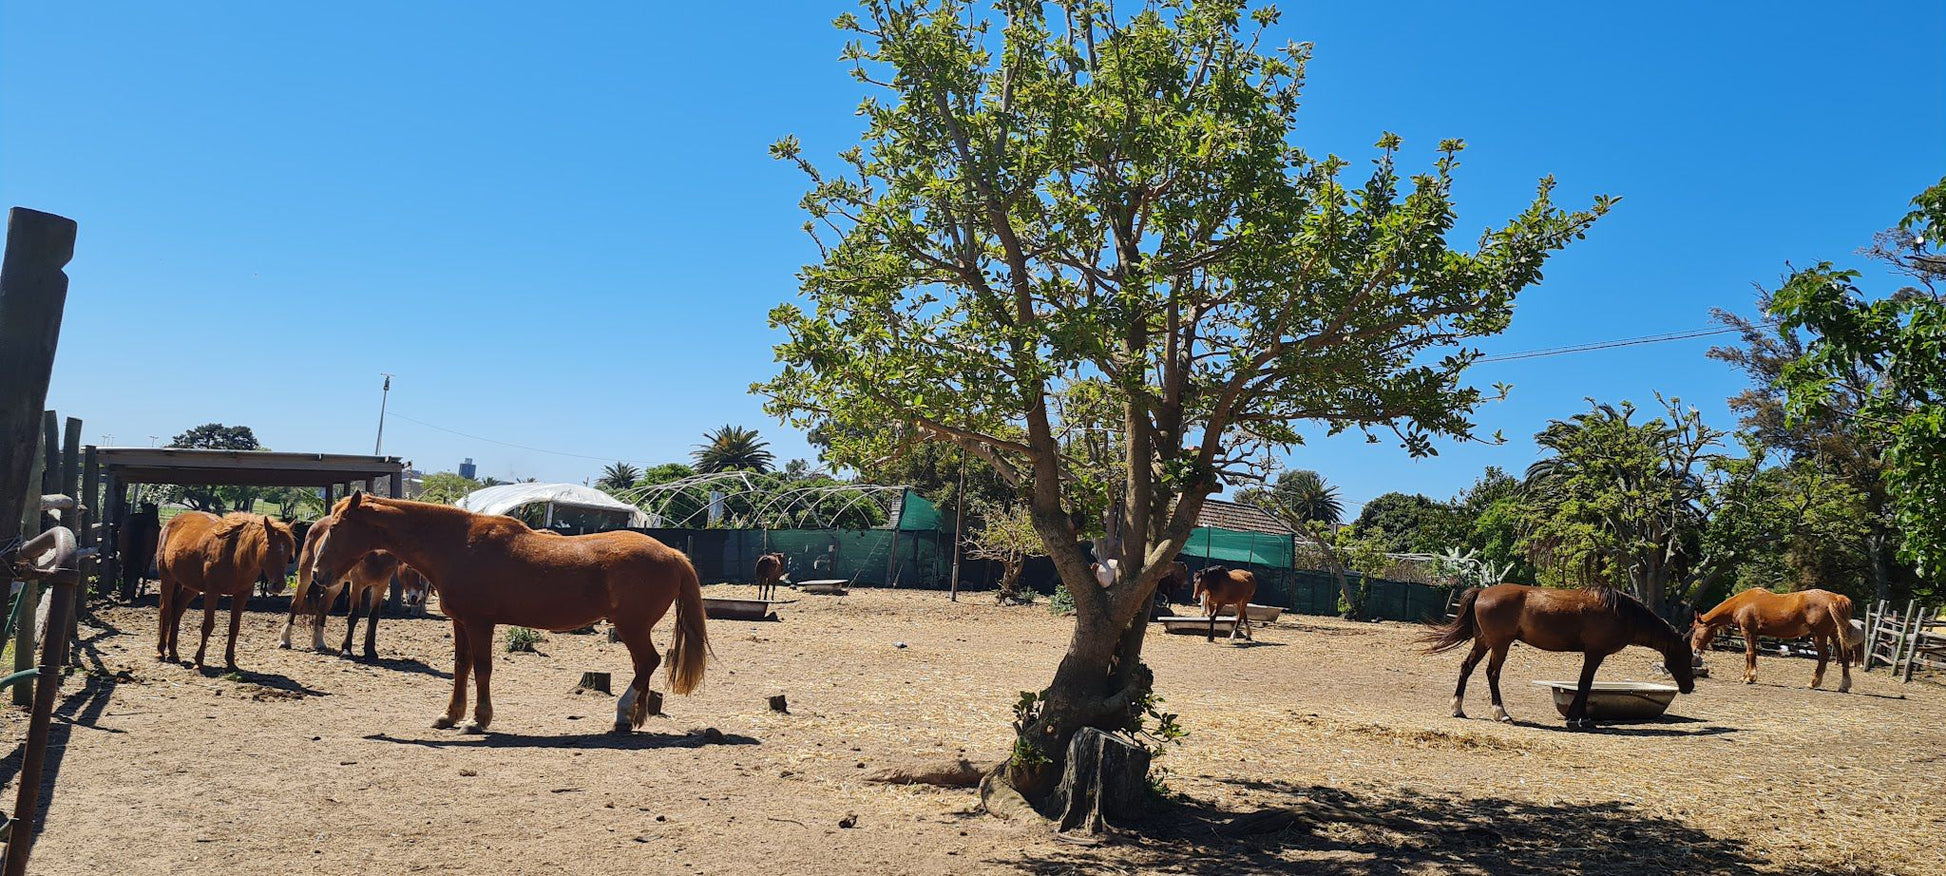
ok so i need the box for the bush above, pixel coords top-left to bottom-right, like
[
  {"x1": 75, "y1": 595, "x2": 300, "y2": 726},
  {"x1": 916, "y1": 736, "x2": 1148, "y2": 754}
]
[
  {"x1": 1047, "y1": 583, "x2": 1075, "y2": 616},
  {"x1": 506, "y1": 627, "x2": 544, "y2": 653}
]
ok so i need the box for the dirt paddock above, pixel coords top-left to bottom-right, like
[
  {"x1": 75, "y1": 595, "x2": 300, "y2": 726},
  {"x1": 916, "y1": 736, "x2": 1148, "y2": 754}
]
[{"x1": 3, "y1": 587, "x2": 1941, "y2": 874}]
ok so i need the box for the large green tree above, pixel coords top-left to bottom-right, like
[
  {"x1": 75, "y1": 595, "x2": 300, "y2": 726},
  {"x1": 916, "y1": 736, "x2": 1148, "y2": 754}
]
[
  {"x1": 165, "y1": 423, "x2": 266, "y2": 512},
  {"x1": 1773, "y1": 177, "x2": 1946, "y2": 591},
  {"x1": 1519, "y1": 398, "x2": 1723, "y2": 611},
  {"x1": 760, "y1": 0, "x2": 1605, "y2": 814}
]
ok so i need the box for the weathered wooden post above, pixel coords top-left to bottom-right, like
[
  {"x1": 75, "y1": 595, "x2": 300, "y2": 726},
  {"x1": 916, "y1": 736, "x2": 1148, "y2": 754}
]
[
  {"x1": 0, "y1": 208, "x2": 75, "y2": 530},
  {"x1": 79, "y1": 444, "x2": 98, "y2": 590},
  {"x1": 58, "y1": 418, "x2": 81, "y2": 660},
  {"x1": 12, "y1": 433, "x2": 46, "y2": 707}
]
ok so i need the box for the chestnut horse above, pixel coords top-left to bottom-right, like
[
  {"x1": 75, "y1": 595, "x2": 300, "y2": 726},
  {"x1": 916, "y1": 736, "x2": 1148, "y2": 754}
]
[
  {"x1": 278, "y1": 514, "x2": 424, "y2": 658},
  {"x1": 754, "y1": 552, "x2": 786, "y2": 600},
  {"x1": 1423, "y1": 584, "x2": 1695, "y2": 729},
  {"x1": 1192, "y1": 565, "x2": 1257, "y2": 641},
  {"x1": 312, "y1": 494, "x2": 709, "y2": 734},
  {"x1": 155, "y1": 512, "x2": 297, "y2": 670},
  {"x1": 1690, "y1": 588, "x2": 1862, "y2": 692}
]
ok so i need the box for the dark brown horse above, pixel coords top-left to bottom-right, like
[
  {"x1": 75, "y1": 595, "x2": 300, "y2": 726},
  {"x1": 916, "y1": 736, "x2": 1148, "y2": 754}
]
[
  {"x1": 155, "y1": 512, "x2": 297, "y2": 670},
  {"x1": 312, "y1": 494, "x2": 709, "y2": 734},
  {"x1": 754, "y1": 552, "x2": 786, "y2": 601},
  {"x1": 1423, "y1": 584, "x2": 1695, "y2": 729},
  {"x1": 1192, "y1": 565, "x2": 1257, "y2": 641},
  {"x1": 1691, "y1": 588, "x2": 1862, "y2": 692}
]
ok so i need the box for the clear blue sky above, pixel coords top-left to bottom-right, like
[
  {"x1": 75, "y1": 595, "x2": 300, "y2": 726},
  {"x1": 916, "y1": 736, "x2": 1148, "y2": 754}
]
[{"x1": 4, "y1": 3, "x2": 1941, "y2": 514}]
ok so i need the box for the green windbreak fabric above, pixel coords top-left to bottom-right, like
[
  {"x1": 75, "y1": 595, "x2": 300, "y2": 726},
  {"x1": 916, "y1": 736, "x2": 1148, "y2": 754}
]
[
  {"x1": 895, "y1": 489, "x2": 946, "y2": 532},
  {"x1": 1179, "y1": 527, "x2": 1294, "y2": 568}
]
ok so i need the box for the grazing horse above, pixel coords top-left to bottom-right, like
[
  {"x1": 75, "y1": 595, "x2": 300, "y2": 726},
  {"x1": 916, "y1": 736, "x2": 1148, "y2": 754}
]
[
  {"x1": 1423, "y1": 584, "x2": 1695, "y2": 729},
  {"x1": 311, "y1": 494, "x2": 709, "y2": 734},
  {"x1": 1690, "y1": 588, "x2": 1862, "y2": 692},
  {"x1": 155, "y1": 512, "x2": 297, "y2": 670},
  {"x1": 754, "y1": 552, "x2": 786, "y2": 601},
  {"x1": 1192, "y1": 565, "x2": 1257, "y2": 641}
]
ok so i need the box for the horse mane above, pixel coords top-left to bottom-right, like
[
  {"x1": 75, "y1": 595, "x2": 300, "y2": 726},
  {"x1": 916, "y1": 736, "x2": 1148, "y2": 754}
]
[{"x1": 1606, "y1": 587, "x2": 1684, "y2": 650}]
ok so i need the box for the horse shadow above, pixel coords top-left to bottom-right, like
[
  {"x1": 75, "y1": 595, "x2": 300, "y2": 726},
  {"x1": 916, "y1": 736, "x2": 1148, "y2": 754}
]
[
  {"x1": 348, "y1": 655, "x2": 451, "y2": 679},
  {"x1": 198, "y1": 666, "x2": 329, "y2": 698},
  {"x1": 1518, "y1": 713, "x2": 1739, "y2": 738},
  {"x1": 1001, "y1": 777, "x2": 1870, "y2": 875},
  {"x1": 361, "y1": 727, "x2": 760, "y2": 752}
]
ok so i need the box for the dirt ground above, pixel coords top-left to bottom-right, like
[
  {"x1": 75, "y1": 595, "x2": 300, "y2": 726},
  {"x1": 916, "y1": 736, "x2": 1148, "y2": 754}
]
[{"x1": 2, "y1": 586, "x2": 1941, "y2": 875}]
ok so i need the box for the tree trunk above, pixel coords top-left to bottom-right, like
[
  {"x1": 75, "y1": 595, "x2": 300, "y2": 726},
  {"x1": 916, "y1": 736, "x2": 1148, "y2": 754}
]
[
  {"x1": 1052, "y1": 727, "x2": 1150, "y2": 834},
  {"x1": 997, "y1": 562, "x2": 1023, "y2": 603},
  {"x1": 1867, "y1": 533, "x2": 1891, "y2": 605}
]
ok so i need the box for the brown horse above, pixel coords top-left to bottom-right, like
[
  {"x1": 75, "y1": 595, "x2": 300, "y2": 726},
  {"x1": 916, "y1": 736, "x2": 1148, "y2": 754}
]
[
  {"x1": 155, "y1": 512, "x2": 297, "y2": 670},
  {"x1": 1423, "y1": 584, "x2": 1695, "y2": 729},
  {"x1": 1192, "y1": 565, "x2": 1257, "y2": 641},
  {"x1": 754, "y1": 552, "x2": 786, "y2": 600},
  {"x1": 278, "y1": 514, "x2": 413, "y2": 658},
  {"x1": 1690, "y1": 588, "x2": 1862, "y2": 692},
  {"x1": 311, "y1": 494, "x2": 709, "y2": 734}
]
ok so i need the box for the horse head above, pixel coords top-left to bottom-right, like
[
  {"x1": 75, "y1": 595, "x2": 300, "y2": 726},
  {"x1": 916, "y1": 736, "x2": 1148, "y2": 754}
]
[
  {"x1": 1663, "y1": 637, "x2": 1697, "y2": 694},
  {"x1": 312, "y1": 492, "x2": 389, "y2": 593},
  {"x1": 1193, "y1": 565, "x2": 1229, "y2": 599},
  {"x1": 1687, "y1": 618, "x2": 1719, "y2": 657},
  {"x1": 400, "y1": 565, "x2": 431, "y2": 607},
  {"x1": 260, "y1": 516, "x2": 297, "y2": 593}
]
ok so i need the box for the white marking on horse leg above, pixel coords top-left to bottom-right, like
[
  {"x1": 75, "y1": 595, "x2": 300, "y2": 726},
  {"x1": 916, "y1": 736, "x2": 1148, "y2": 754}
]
[
  {"x1": 615, "y1": 686, "x2": 639, "y2": 732},
  {"x1": 278, "y1": 617, "x2": 293, "y2": 648},
  {"x1": 1451, "y1": 695, "x2": 1465, "y2": 718},
  {"x1": 1492, "y1": 705, "x2": 1511, "y2": 723}
]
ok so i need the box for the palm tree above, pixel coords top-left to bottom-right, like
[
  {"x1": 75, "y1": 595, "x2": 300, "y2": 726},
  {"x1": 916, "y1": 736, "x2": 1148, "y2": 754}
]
[
  {"x1": 1244, "y1": 469, "x2": 1343, "y2": 526},
  {"x1": 692, "y1": 425, "x2": 775, "y2": 473},
  {"x1": 597, "y1": 461, "x2": 642, "y2": 491}
]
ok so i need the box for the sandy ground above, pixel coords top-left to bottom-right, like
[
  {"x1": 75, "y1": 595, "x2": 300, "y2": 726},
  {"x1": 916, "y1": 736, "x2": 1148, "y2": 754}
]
[{"x1": 0, "y1": 586, "x2": 1940, "y2": 875}]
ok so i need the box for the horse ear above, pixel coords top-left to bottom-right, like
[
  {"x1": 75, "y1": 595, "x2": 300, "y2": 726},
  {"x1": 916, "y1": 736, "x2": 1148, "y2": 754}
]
[{"x1": 346, "y1": 491, "x2": 363, "y2": 512}]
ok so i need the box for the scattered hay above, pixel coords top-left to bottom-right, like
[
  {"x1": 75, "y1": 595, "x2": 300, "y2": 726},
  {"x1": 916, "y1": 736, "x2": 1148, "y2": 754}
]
[{"x1": 1285, "y1": 712, "x2": 1542, "y2": 753}]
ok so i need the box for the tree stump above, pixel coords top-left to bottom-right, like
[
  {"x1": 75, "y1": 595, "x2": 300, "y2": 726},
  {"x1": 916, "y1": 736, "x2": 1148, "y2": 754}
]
[
  {"x1": 645, "y1": 690, "x2": 664, "y2": 717},
  {"x1": 1052, "y1": 727, "x2": 1151, "y2": 835},
  {"x1": 575, "y1": 672, "x2": 611, "y2": 695},
  {"x1": 767, "y1": 694, "x2": 788, "y2": 713}
]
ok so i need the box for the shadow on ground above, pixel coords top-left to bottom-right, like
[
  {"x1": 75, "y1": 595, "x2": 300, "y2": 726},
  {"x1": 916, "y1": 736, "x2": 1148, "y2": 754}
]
[
  {"x1": 1001, "y1": 777, "x2": 1880, "y2": 875},
  {"x1": 362, "y1": 727, "x2": 760, "y2": 751}
]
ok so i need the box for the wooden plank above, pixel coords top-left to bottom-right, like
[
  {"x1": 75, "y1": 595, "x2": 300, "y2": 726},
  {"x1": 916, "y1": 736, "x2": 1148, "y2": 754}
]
[
  {"x1": 58, "y1": 417, "x2": 80, "y2": 662},
  {"x1": 11, "y1": 424, "x2": 48, "y2": 707}
]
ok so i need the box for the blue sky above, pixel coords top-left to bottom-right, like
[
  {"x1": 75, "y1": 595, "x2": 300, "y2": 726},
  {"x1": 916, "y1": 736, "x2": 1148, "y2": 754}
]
[{"x1": 4, "y1": 2, "x2": 1941, "y2": 514}]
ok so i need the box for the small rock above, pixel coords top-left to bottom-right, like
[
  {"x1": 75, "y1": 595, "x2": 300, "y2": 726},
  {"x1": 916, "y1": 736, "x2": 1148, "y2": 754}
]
[
  {"x1": 893, "y1": 642, "x2": 907, "y2": 649},
  {"x1": 655, "y1": 815, "x2": 667, "y2": 822},
  {"x1": 838, "y1": 813, "x2": 858, "y2": 829},
  {"x1": 459, "y1": 769, "x2": 477, "y2": 777},
  {"x1": 768, "y1": 694, "x2": 789, "y2": 713}
]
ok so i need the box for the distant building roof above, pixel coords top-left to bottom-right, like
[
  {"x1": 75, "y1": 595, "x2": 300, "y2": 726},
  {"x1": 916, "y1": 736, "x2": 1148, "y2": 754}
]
[
  {"x1": 456, "y1": 483, "x2": 648, "y2": 527},
  {"x1": 1196, "y1": 498, "x2": 1295, "y2": 535}
]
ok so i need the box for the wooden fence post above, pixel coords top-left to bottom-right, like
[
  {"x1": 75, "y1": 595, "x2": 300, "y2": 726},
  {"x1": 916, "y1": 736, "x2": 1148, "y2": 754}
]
[{"x1": 1890, "y1": 600, "x2": 1918, "y2": 678}]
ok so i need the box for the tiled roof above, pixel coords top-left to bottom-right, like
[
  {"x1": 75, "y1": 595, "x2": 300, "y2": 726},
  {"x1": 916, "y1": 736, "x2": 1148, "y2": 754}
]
[{"x1": 1196, "y1": 498, "x2": 1295, "y2": 534}]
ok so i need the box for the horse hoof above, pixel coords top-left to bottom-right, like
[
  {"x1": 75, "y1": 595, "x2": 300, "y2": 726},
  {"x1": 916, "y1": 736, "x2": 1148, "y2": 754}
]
[
  {"x1": 1452, "y1": 711, "x2": 1467, "y2": 720},
  {"x1": 1742, "y1": 677, "x2": 1755, "y2": 685},
  {"x1": 277, "y1": 641, "x2": 291, "y2": 650},
  {"x1": 610, "y1": 723, "x2": 633, "y2": 735},
  {"x1": 461, "y1": 721, "x2": 487, "y2": 735},
  {"x1": 363, "y1": 652, "x2": 379, "y2": 662},
  {"x1": 1494, "y1": 712, "x2": 1513, "y2": 724},
  {"x1": 433, "y1": 717, "x2": 458, "y2": 730}
]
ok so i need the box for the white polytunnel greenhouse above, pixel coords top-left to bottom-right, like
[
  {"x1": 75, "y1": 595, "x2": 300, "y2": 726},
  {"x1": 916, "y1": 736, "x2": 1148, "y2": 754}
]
[{"x1": 455, "y1": 483, "x2": 649, "y2": 534}]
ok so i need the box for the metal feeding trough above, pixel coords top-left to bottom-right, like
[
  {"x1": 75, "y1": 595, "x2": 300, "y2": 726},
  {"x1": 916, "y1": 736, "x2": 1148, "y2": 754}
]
[
  {"x1": 1213, "y1": 604, "x2": 1282, "y2": 624},
  {"x1": 701, "y1": 597, "x2": 793, "y2": 622},
  {"x1": 1530, "y1": 680, "x2": 1679, "y2": 721},
  {"x1": 796, "y1": 579, "x2": 849, "y2": 596},
  {"x1": 1157, "y1": 615, "x2": 1241, "y2": 637}
]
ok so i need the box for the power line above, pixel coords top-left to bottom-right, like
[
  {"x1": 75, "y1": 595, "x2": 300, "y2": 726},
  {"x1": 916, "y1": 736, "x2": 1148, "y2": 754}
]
[{"x1": 1475, "y1": 320, "x2": 1779, "y2": 364}]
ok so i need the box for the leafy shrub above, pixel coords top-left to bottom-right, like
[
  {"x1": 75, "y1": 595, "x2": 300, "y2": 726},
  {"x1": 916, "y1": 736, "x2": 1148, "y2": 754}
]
[{"x1": 506, "y1": 626, "x2": 544, "y2": 653}]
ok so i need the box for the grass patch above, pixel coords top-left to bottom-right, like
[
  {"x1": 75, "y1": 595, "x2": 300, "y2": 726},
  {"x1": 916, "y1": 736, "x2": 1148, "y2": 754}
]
[{"x1": 506, "y1": 627, "x2": 544, "y2": 653}]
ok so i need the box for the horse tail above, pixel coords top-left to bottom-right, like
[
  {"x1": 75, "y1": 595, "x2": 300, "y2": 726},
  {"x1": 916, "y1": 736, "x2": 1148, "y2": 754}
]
[
  {"x1": 1419, "y1": 586, "x2": 1482, "y2": 654},
  {"x1": 1832, "y1": 595, "x2": 1863, "y2": 664},
  {"x1": 665, "y1": 556, "x2": 711, "y2": 696}
]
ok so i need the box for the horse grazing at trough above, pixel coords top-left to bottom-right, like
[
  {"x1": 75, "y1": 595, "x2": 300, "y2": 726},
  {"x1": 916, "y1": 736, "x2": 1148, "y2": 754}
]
[
  {"x1": 1691, "y1": 588, "x2": 1862, "y2": 692},
  {"x1": 312, "y1": 493, "x2": 709, "y2": 734},
  {"x1": 155, "y1": 512, "x2": 297, "y2": 671},
  {"x1": 1193, "y1": 565, "x2": 1257, "y2": 641},
  {"x1": 1423, "y1": 584, "x2": 1695, "y2": 729},
  {"x1": 754, "y1": 552, "x2": 787, "y2": 600}
]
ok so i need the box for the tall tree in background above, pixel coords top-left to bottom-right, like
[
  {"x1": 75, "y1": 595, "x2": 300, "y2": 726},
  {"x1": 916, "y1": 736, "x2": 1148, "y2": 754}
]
[
  {"x1": 760, "y1": 0, "x2": 1606, "y2": 814},
  {"x1": 597, "y1": 461, "x2": 643, "y2": 491},
  {"x1": 1236, "y1": 469, "x2": 1342, "y2": 525},
  {"x1": 1771, "y1": 177, "x2": 1946, "y2": 594},
  {"x1": 166, "y1": 423, "x2": 265, "y2": 512},
  {"x1": 1519, "y1": 398, "x2": 1723, "y2": 612},
  {"x1": 693, "y1": 425, "x2": 776, "y2": 473},
  {"x1": 418, "y1": 472, "x2": 484, "y2": 505}
]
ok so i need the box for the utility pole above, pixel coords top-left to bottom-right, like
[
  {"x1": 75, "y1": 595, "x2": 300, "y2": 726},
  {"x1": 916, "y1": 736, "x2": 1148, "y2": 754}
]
[
  {"x1": 949, "y1": 447, "x2": 967, "y2": 601},
  {"x1": 374, "y1": 373, "x2": 394, "y2": 455}
]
